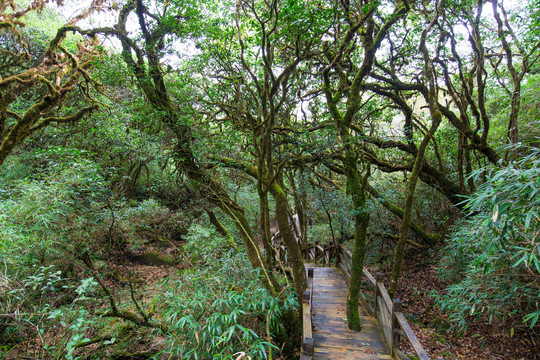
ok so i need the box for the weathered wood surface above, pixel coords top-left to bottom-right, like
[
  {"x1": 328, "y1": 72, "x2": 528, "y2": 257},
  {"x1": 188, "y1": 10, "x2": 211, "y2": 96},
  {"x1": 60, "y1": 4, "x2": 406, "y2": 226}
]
[
  {"x1": 279, "y1": 239, "x2": 429, "y2": 360},
  {"x1": 302, "y1": 267, "x2": 315, "y2": 359},
  {"x1": 308, "y1": 266, "x2": 393, "y2": 360}
]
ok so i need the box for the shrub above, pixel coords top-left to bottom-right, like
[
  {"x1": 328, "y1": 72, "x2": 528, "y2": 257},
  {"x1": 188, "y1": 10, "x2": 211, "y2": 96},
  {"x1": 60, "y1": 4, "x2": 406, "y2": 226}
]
[
  {"x1": 158, "y1": 235, "x2": 296, "y2": 359},
  {"x1": 434, "y1": 146, "x2": 540, "y2": 331}
]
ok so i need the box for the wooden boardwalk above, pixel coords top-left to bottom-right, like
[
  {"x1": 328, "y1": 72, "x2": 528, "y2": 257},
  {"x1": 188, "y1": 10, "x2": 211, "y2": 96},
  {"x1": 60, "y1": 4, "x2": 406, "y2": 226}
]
[{"x1": 309, "y1": 266, "x2": 392, "y2": 360}]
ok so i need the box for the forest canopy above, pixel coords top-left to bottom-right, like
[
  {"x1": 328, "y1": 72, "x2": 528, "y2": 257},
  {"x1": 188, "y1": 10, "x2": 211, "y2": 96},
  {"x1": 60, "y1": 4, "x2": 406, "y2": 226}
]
[{"x1": 0, "y1": 0, "x2": 539, "y2": 359}]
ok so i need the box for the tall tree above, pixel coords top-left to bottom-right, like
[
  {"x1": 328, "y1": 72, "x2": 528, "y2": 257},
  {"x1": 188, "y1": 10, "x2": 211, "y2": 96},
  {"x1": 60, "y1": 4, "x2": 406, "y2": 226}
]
[
  {"x1": 320, "y1": 0, "x2": 408, "y2": 330},
  {"x1": 0, "y1": 0, "x2": 102, "y2": 165},
  {"x1": 76, "y1": 0, "x2": 282, "y2": 295},
  {"x1": 201, "y1": 0, "x2": 334, "y2": 297},
  {"x1": 388, "y1": 3, "x2": 442, "y2": 297},
  {"x1": 363, "y1": 0, "x2": 539, "y2": 206}
]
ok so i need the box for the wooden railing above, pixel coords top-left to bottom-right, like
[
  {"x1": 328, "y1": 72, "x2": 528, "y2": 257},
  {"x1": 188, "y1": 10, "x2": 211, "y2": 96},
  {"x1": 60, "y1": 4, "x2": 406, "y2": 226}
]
[
  {"x1": 277, "y1": 241, "x2": 429, "y2": 360},
  {"x1": 300, "y1": 268, "x2": 314, "y2": 360},
  {"x1": 336, "y1": 246, "x2": 429, "y2": 360}
]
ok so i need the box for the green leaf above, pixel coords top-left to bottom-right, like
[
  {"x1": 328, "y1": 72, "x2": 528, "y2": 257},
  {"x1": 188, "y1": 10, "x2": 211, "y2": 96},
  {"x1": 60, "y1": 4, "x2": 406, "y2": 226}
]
[
  {"x1": 524, "y1": 212, "x2": 533, "y2": 229},
  {"x1": 524, "y1": 312, "x2": 539, "y2": 328}
]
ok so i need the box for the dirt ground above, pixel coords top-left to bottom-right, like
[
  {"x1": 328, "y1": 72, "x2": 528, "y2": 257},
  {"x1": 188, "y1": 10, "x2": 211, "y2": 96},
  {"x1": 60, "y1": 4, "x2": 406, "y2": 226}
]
[{"x1": 391, "y1": 262, "x2": 539, "y2": 360}]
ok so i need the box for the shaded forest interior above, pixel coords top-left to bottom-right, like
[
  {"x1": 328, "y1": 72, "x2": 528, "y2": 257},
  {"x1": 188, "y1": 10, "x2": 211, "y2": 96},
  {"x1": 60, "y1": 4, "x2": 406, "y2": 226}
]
[{"x1": 0, "y1": 0, "x2": 539, "y2": 359}]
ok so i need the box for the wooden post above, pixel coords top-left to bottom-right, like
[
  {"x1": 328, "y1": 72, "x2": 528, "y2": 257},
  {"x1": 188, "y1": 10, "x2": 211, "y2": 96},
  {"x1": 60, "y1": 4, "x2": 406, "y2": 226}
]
[
  {"x1": 327, "y1": 241, "x2": 332, "y2": 265},
  {"x1": 314, "y1": 241, "x2": 319, "y2": 265},
  {"x1": 302, "y1": 290, "x2": 312, "y2": 338},
  {"x1": 391, "y1": 298, "x2": 402, "y2": 356},
  {"x1": 375, "y1": 273, "x2": 384, "y2": 315},
  {"x1": 303, "y1": 337, "x2": 315, "y2": 356},
  {"x1": 324, "y1": 242, "x2": 328, "y2": 265},
  {"x1": 303, "y1": 290, "x2": 310, "y2": 303}
]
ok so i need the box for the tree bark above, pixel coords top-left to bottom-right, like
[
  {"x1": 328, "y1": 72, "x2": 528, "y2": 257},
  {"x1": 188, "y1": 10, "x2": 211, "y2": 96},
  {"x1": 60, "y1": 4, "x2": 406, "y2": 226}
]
[
  {"x1": 269, "y1": 182, "x2": 308, "y2": 299},
  {"x1": 258, "y1": 191, "x2": 276, "y2": 267},
  {"x1": 205, "y1": 208, "x2": 238, "y2": 250},
  {"x1": 389, "y1": 15, "x2": 442, "y2": 298},
  {"x1": 89, "y1": 2, "x2": 283, "y2": 296}
]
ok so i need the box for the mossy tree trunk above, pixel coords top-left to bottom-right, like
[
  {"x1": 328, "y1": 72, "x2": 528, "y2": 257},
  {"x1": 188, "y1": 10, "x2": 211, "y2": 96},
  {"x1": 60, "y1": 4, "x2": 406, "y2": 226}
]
[
  {"x1": 269, "y1": 181, "x2": 308, "y2": 298},
  {"x1": 389, "y1": 12, "x2": 442, "y2": 298},
  {"x1": 288, "y1": 170, "x2": 308, "y2": 245},
  {"x1": 217, "y1": 0, "x2": 311, "y2": 300},
  {"x1": 320, "y1": 1, "x2": 409, "y2": 330},
  {"x1": 217, "y1": 156, "x2": 308, "y2": 297},
  {"x1": 0, "y1": 17, "x2": 100, "y2": 166},
  {"x1": 205, "y1": 208, "x2": 238, "y2": 251},
  {"x1": 258, "y1": 190, "x2": 275, "y2": 267},
  {"x1": 342, "y1": 147, "x2": 371, "y2": 331},
  {"x1": 80, "y1": 1, "x2": 282, "y2": 296}
]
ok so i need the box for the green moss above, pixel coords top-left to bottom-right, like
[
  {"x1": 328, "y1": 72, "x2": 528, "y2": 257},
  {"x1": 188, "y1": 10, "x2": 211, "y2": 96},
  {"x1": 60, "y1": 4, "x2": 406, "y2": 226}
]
[
  {"x1": 431, "y1": 332, "x2": 448, "y2": 343},
  {"x1": 132, "y1": 251, "x2": 176, "y2": 266}
]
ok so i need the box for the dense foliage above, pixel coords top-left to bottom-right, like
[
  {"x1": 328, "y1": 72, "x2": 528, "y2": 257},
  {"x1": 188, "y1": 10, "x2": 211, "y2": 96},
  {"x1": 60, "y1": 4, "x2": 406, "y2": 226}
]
[
  {"x1": 1, "y1": 0, "x2": 539, "y2": 358},
  {"x1": 435, "y1": 147, "x2": 540, "y2": 331}
]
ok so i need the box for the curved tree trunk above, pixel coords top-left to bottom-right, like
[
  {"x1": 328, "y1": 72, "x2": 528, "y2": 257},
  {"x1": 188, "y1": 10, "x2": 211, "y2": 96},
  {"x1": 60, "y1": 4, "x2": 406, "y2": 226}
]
[
  {"x1": 205, "y1": 208, "x2": 238, "y2": 250},
  {"x1": 342, "y1": 146, "x2": 371, "y2": 332},
  {"x1": 288, "y1": 170, "x2": 308, "y2": 246},
  {"x1": 258, "y1": 190, "x2": 276, "y2": 267},
  {"x1": 217, "y1": 198, "x2": 282, "y2": 296},
  {"x1": 269, "y1": 183, "x2": 308, "y2": 299},
  {"x1": 389, "y1": 17, "x2": 443, "y2": 298},
  {"x1": 93, "y1": 2, "x2": 283, "y2": 296},
  {"x1": 388, "y1": 117, "x2": 441, "y2": 298}
]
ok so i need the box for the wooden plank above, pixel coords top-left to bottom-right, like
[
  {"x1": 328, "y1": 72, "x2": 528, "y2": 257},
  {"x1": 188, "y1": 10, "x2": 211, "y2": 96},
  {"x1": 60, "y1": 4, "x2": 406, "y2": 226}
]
[
  {"x1": 395, "y1": 312, "x2": 429, "y2": 360},
  {"x1": 303, "y1": 336, "x2": 315, "y2": 356},
  {"x1": 344, "y1": 252, "x2": 352, "y2": 266},
  {"x1": 300, "y1": 245, "x2": 427, "y2": 360},
  {"x1": 303, "y1": 268, "x2": 314, "y2": 357},
  {"x1": 363, "y1": 268, "x2": 377, "y2": 287},
  {"x1": 324, "y1": 249, "x2": 330, "y2": 265},
  {"x1": 312, "y1": 314, "x2": 379, "y2": 325},
  {"x1": 339, "y1": 263, "x2": 350, "y2": 280},
  {"x1": 377, "y1": 296, "x2": 392, "y2": 348},
  {"x1": 313, "y1": 333, "x2": 388, "y2": 346},
  {"x1": 314, "y1": 347, "x2": 393, "y2": 360},
  {"x1": 304, "y1": 301, "x2": 312, "y2": 338},
  {"x1": 360, "y1": 291, "x2": 375, "y2": 316},
  {"x1": 377, "y1": 283, "x2": 394, "y2": 314},
  {"x1": 394, "y1": 348, "x2": 412, "y2": 360},
  {"x1": 306, "y1": 266, "x2": 395, "y2": 360}
]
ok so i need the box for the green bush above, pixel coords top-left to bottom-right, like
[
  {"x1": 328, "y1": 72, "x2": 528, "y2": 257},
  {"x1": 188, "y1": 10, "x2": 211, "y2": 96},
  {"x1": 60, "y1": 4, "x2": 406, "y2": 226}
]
[
  {"x1": 157, "y1": 246, "x2": 296, "y2": 359},
  {"x1": 0, "y1": 151, "x2": 191, "y2": 357},
  {"x1": 0, "y1": 158, "x2": 105, "y2": 264},
  {"x1": 434, "y1": 146, "x2": 540, "y2": 331}
]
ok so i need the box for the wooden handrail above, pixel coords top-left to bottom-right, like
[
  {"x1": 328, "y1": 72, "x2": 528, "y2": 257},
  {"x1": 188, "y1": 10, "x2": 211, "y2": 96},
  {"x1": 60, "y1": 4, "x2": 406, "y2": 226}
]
[
  {"x1": 394, "y1": 311, "x2": 429, "y2": 360},
  {"x1": 335, "y1": 243, "x2": 429, "y2": 360},
  {"x1": 277, "y1": 239, "x2": 429, "y2": 360},
  {"x1": 300, "y1": 267, "x2": 314, "y2": 360}
]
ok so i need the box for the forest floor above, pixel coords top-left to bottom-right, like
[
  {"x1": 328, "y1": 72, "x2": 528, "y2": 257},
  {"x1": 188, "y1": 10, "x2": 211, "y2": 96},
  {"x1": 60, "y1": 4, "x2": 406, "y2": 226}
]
[
  {"x1": 4, "y1": 243, "x2": 186, "y2": 360},
  {"x1": 390, "y1": 257, "x2": 539, "y2": 360},
  {"x1": 7, "y1": 239, "x2": 539, "y2": 359}
]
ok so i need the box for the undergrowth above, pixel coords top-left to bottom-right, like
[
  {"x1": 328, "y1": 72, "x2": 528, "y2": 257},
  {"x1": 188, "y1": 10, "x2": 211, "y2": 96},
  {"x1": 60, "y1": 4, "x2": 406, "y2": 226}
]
[{"x1": 433, "y1": 146, "x2": 540, "y2": 333}]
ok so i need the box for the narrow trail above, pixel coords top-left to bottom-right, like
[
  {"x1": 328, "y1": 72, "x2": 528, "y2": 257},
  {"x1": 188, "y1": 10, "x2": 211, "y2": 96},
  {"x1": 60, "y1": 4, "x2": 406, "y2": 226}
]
[{"x1": 308, "y1": 265, "x2": 392, "y2": 360}]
